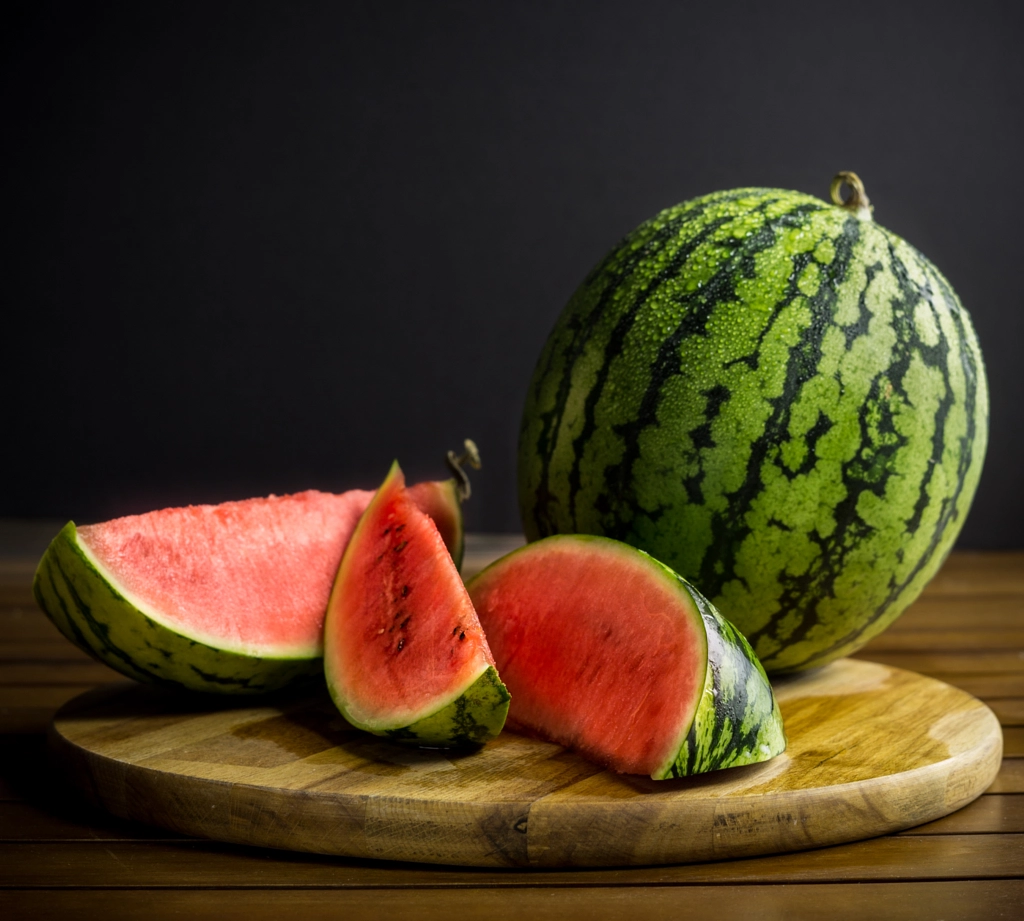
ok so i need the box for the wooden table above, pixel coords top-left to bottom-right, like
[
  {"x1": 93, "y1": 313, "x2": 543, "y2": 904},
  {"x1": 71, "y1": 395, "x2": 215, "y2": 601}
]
[{"x1": 2, "y1": 529, "x2": 1022, "y2": 919}]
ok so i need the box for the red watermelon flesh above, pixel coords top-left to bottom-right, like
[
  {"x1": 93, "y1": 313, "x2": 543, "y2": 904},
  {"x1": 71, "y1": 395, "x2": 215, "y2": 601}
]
[
  {"x1": 467, "y1": 537, "x2": 707, "y2": 775},
  {"x1": 325, "y1": 462, "x2": 498, "y2": 733},
  {"x1": 406, "y1": 478, "x2": 464, "y2": 569},
  {"x1": 78, "y1": 480, "x2": 463, "y2": 660},
  {"x1": 78, "y1": 490, "x2": 372, "y2": 658}
]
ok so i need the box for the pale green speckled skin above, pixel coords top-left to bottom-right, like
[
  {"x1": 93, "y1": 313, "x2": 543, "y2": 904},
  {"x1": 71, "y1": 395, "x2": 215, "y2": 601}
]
[{"x1": 520, "y1": 187, "x2": 988, "y2": 673}]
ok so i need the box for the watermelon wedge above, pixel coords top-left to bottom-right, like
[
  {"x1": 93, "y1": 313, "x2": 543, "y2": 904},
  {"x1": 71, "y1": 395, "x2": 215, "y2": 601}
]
[
  {"x1": 466, "y1": 535, "x2": 786, "y2": 778},
  {"x1": 33, "y1": 476, "x2": 465, "y2": 695},
  {"x1": 406, "y1": 479, "x2": 463, "y2": 570},
  {"x1": 324, "y1": 461, "x2": 509, "y2": 747},
  {"x1": 406, "y1": 438, "x2": 481, "y2": 571}
]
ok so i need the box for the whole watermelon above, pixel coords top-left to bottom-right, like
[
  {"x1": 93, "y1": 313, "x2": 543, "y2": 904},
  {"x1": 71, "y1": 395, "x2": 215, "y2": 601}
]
[{"x1": 518, "y1": 174, "x2": 988, "y2": 674}]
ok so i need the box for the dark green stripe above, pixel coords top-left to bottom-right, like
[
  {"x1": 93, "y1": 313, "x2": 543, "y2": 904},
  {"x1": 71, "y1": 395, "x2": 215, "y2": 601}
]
[
  {"x1": 743, "y1": 236, "x2": 928, "y2": 660},
  {"x1": 782, "y1": 247, "x2": 984, "y2": 668},
  {"x1": 528, "y1": 198, "x2": 723, "y2": 537},
  {"x1": 697, "y1": 216, "x2": 862, "y2": 601},
  {"x1": 49, "y1": 550, "x2": 157, "y2": 683},
  {"x1": 38, "y1": 556, "x2": 104, "y2": 664},
  {"x1": 665, "y1": 578, "x2": 784, "y2": 777},
  {"x1": 528, "y1": 189, "x2": 788, "y2": 539},
  {"x1": 567, "y1": 197, "x2": 831, "y2": 534},
  {"x1": 567, "y1": 212, "x2": 739, "y2": 529},
  {"x1": 520, "y1": 185, "x2": 987, "y2": 674}
]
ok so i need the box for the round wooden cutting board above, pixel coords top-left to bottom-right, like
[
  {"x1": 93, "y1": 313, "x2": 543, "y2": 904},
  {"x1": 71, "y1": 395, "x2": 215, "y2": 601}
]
[{"x1": 49, "y1": 659, "x2": 1002, "y2": 868}]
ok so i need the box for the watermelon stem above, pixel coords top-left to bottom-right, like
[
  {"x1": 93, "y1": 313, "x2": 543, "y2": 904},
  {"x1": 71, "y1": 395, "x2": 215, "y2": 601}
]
[
  {"x1": 446, "y1": 439, "x2": 481, "y2": 501},
  {"x1": 830, "y1": 171, "x2": 873, "y2": 220}
]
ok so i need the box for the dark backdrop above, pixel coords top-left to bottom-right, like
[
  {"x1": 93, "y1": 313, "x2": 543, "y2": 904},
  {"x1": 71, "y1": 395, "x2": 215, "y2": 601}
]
[{"x1": 4, "y1": 0, "x2": 1022, "y2": 546}]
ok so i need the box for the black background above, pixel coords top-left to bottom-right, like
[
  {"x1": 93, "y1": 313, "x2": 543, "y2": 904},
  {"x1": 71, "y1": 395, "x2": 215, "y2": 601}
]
[{"x1": 4, "y1": 1, "x2": 1022, "y2": 546}]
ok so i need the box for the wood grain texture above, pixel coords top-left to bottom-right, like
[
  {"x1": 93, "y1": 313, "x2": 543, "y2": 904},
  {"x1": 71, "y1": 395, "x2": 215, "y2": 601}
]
[
  {"x1": 999, "y1": 727, "x2": 1023, "y2": 756},
  {"x1": 0, "y1": 641, "x2": 98, "y2": 660},
  {"x1": 0, "y1": 603, "x2": 69, "y2": 640},
  {"x1": 11, "y1": 793, "x2": 1024, "y2": 845},
  {"x1": 918, "y1": 674, "x2": 1024, "y2": 698},
  {"x1": 887, "y1": 597, "x2": 1024, "y2": 631},
  {"x1": 3, "y1": 881, "x2": 1022, "y2": 921},
  {"x1": 989, "y1": 759, "x2": 1024, "y2": 793},
  {"x1": 2, "y1": 537, "x2": 1021, "y2": 918},
  {"x1": 987, "y1": 699, "x2": 1024, "y2": 726},
  {"x1": 897, "y1": 794, "x2": 1024, "y2": 835},
  {"x1": 0, "y1": 661, "x2": 124, "y2": 685},
  {"x1": 920, "y1": 553, "x2": 1024, "y2": 596},
  {"x1": 0, "y1": 801, "x2": 186, "y2": 841},
  {"x1": 2, "y1": 835, "x2": 1022, "y2": 888},
  {"x1": 850, "y1": 651, "x2": 1024, "y2": 673},
  {"x1": 863, "y1": 629, "x2": 1024, "y2": 651},
  {"x1": 49, "y1": 659, "x2": 1002, "y2": 868}
]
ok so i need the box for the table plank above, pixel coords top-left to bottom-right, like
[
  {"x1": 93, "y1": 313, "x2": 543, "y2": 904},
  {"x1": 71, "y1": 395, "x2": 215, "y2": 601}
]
[
  {"x1": 862, "y1": 630, "x2": 1024, "y2": 652},
  {"x1": 0, "y1": 537, "x2": 1021, "y2": 908},
  {"x1": 0, "y1": 605, "x2": 65, "y2": 641},
  {"x1": 989, "y1": 760, "x2": 1024, "y2": 793},
  {"x1": 0, "y1": 662, "x2": 125, "y2": 686},
  {"x1": 998, "y1": 727, "x2": 1024, "y2": 757},
  {"x1": 987, "y1": 699, "x2": 1024, "y2": 726},
  {"x1": 897, "y1": 794, "x2": 1024, "y2": 835},
  {"x1": 2, "y1": 834, "x2": 1022, "y2": 888},
  {"x1": 0, "y1": 801, "x2": 186, "y2": 842},
  {"x1": 3, "y1": 881, "x2": 1022, "y2": 921},
  {"x1": 0, "y1": 686, "x2": 96, "y2": 734},
  {"x1": 0, "y1": 643, "x2": 95, "y2": 661},
  {"x1": 887, "y1": 597, "x2": 1024, "y2": 631},
  {"x1": 852, "y1": 651, "x2": 1024, "y2": 674},
  {"x1": 920, "y1": 553, "x2": 1024, "y2": 595}
]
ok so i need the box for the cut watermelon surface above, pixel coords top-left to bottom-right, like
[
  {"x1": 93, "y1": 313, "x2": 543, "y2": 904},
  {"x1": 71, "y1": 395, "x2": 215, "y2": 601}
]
[
  {"x1": 324, "y1": 462, "x2": 509, "y2": 746},
  {"x1": 467, "y1": 535, "x2": 786, "y2": 778},
  {"x1": 33, "y1": 479, "x2": 465, "y2": 694},
  {"x1": 79, "y1": 490, "x2": 371, "y2": 658},
  {"x1": 406, "y1": 478, "x2": 464, "y2": 570}
]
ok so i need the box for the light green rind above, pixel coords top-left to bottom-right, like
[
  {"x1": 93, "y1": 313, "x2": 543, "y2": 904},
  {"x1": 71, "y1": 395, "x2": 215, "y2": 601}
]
[
  {"x1": 329, "y1": 665, "x2": 510, "y2": 748},
  {"x1": 519, "y1": 186, "x2": 988, "y2": 673},
  {"x1": 32, "y1": 522, "x2": 322, "y2": 694}
]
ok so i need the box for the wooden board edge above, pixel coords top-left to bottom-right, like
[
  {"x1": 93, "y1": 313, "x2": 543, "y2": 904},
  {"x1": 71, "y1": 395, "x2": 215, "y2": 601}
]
[{"x1": 46, "y1": 693, "x2": 1004, "y2": 869}]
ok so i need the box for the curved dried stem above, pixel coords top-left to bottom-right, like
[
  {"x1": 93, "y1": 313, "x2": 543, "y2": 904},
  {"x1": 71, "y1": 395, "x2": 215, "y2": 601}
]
[
  {"x1": 830, "y1": 171, "x2": 873, "y2": 220},
  {"x1": 446, "y1": 439, "x2": 482, "y2": 501}
]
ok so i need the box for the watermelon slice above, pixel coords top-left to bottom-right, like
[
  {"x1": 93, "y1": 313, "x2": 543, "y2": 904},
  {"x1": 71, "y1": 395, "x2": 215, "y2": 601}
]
[
  {"x1": 33, "y1": 478, "x2": 464, "y2": 695},
  {"x1": 405, "y1": 438, "x2": 481, "y2": 571},
  {"x1": 324, "y1": 461, "x2": 509, "y2": 747},
  {"x1": 406, "y1": 479, "x2": 463, "y2": 570},
  {"x1": 466, "y1": 535, "x2": 786, "y2": 778}
]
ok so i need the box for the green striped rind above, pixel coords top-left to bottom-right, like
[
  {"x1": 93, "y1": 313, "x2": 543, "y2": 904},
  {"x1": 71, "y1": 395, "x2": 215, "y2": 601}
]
[
  {"x1": 656, "y1": 566, "x2": 785, "y2": 778},
  {"x1": 32, "y1": 522, "x2": 321, "y2": 694},
  {"x1": 464, "y1": 535, "x2": 782, "y2": 778},
  {"x1": 519, "y1": 186, "x2": 988, "y2": 673},
  {"x1": 332, "y1": 665, "x2": 510, "y2": 748}
]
